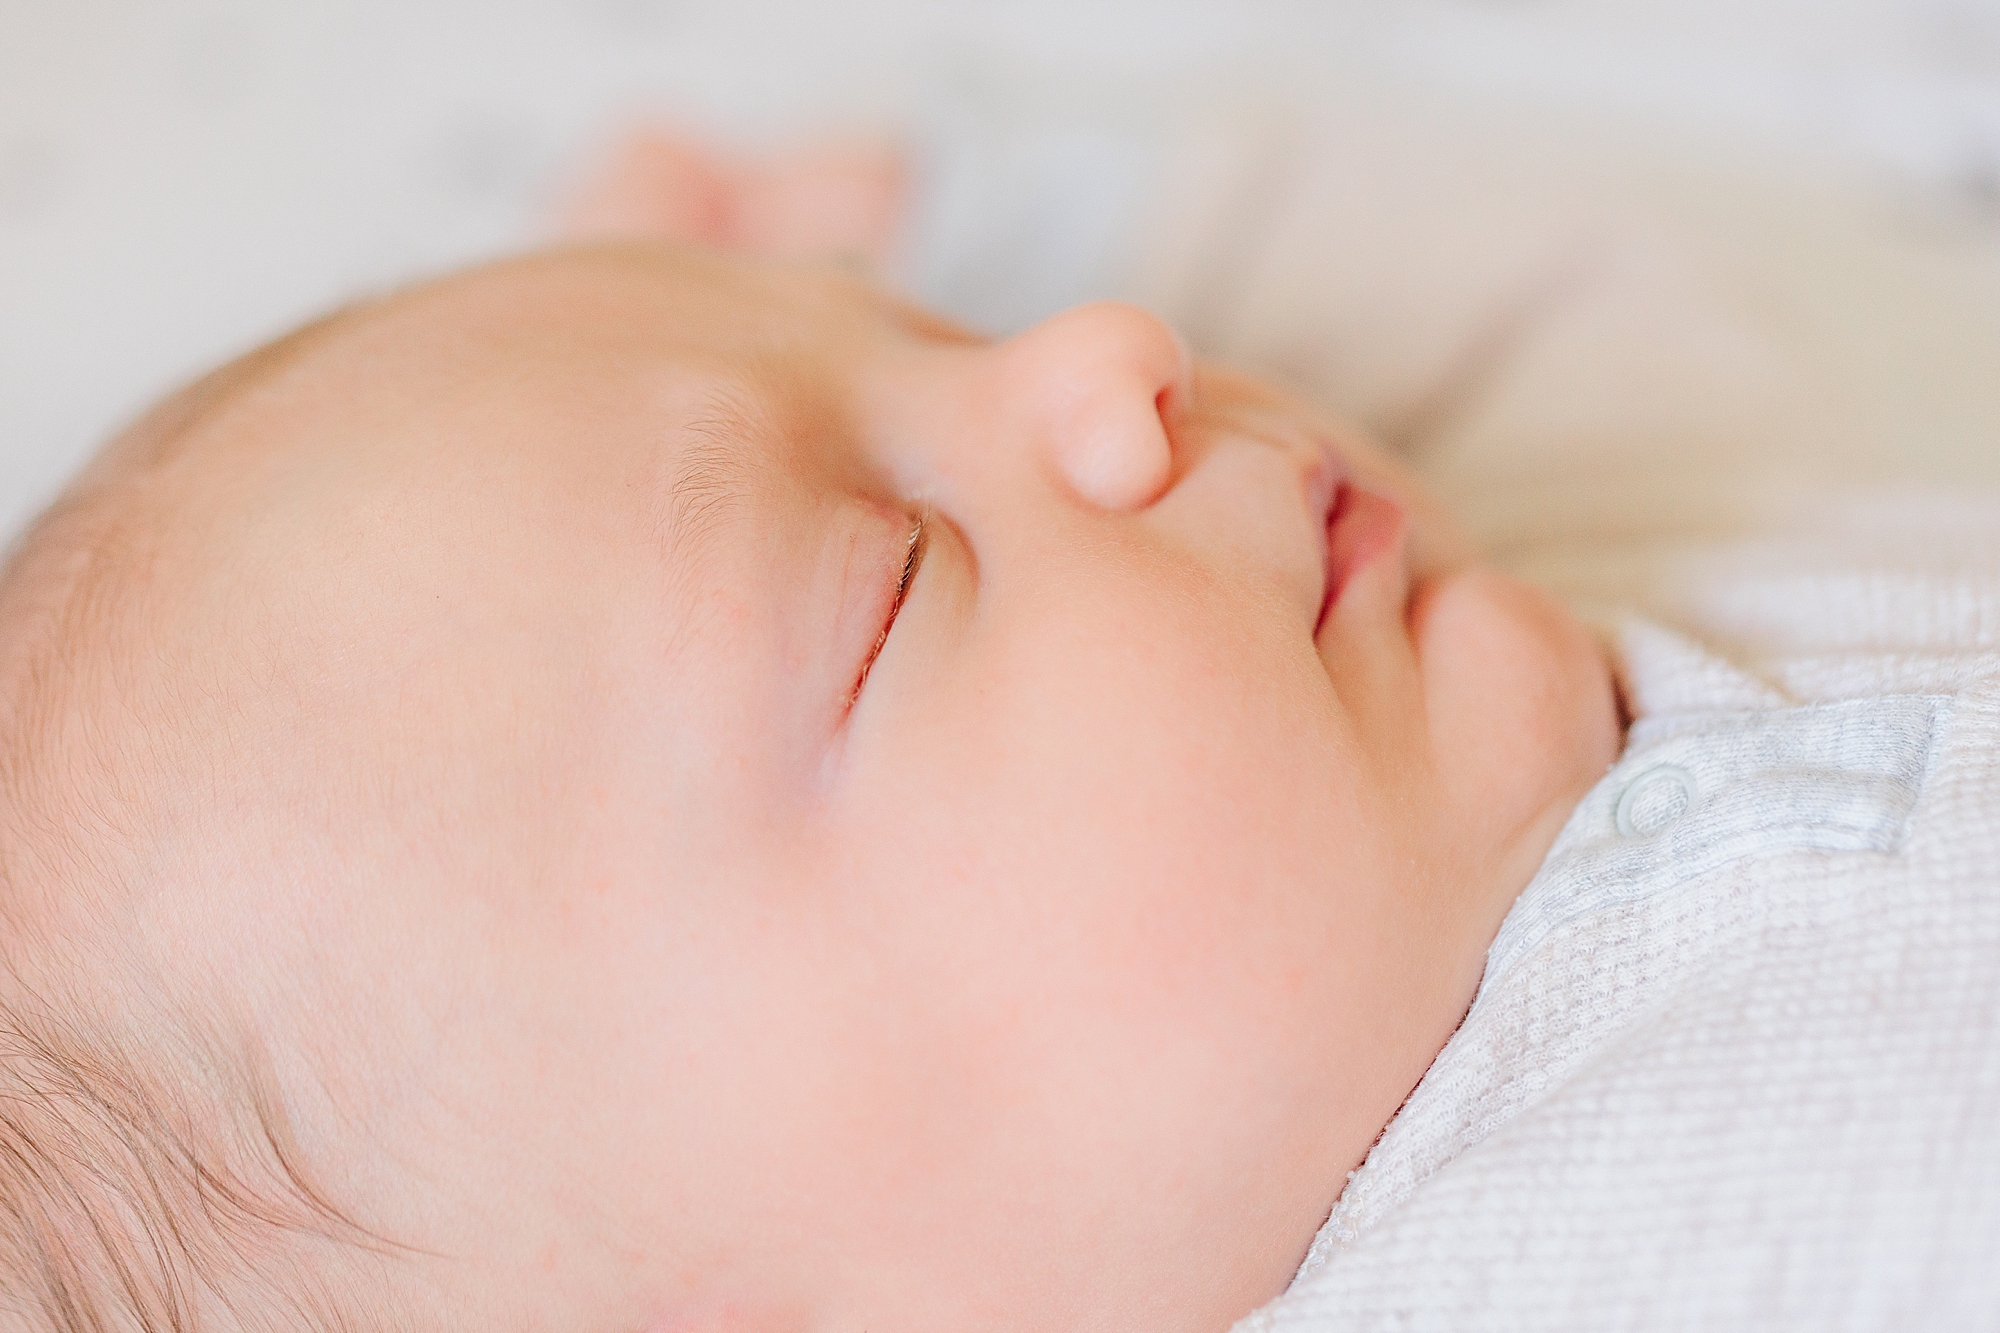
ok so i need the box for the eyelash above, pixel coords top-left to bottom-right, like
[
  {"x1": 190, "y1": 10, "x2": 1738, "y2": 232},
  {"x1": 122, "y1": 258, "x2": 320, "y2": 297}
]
[{"x1": 848, "y1": 510, "x2": 928, "y2": 707}]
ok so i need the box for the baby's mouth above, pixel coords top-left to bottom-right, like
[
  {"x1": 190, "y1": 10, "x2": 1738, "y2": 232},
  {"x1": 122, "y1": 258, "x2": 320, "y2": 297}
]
[{"x1": 1314, "y1": 473, "x2": 1409, "y2": 640}]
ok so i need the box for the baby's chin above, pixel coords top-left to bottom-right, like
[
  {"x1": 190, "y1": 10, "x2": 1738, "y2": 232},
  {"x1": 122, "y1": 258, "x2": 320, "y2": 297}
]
[{"x1": 1412, "y1": 563, "x2": 1621, "y2": 871}]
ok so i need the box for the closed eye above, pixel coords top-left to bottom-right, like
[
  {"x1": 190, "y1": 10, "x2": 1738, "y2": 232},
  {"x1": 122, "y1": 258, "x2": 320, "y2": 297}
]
[{"x1": 848, "y1": 510, "x2": 928, "y2": 707}]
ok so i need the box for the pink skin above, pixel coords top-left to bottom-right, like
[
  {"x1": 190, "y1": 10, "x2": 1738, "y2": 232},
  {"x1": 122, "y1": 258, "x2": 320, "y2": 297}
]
[{"x1": 98, "y1": 247, "x2": 1619, "y2": 1332}]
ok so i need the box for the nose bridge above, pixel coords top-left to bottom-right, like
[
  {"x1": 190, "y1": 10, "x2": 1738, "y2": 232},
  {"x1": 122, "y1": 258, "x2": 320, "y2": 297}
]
[{"x1": 987, "y1": 301, "x2": 1191, "y2": 512}]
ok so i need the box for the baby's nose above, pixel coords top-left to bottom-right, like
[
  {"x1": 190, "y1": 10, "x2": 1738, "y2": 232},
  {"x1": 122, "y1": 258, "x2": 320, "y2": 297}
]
[{"x1": 997, "y1": 302, "x2": 1191, "y2": 512}]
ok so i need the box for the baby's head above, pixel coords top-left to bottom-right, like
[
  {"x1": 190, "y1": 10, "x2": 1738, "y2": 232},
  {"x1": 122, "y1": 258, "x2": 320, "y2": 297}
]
[{"x1": 0, "y1": 247, "x2": 1617, "y2": 1332}]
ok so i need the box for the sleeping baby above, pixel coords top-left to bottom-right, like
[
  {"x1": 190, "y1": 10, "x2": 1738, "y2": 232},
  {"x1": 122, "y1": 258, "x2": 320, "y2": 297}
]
[{"x1": 2, "y1": 111, "x2": 1995, "y2": 1333}]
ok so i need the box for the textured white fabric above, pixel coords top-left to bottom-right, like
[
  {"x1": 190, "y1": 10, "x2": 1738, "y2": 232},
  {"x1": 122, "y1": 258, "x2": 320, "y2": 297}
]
[
  {"x1": 1478, "y1": 682, "x2": 1951, "y2": 1006},
  {"x1": 1243, "y1": 665, "x2": 2000, "y2": 1328}
]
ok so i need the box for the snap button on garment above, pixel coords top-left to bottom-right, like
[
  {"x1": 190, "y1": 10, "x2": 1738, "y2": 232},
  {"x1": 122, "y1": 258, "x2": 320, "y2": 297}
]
[{"x1": 1615, "y1": 764, "x2": 1697, "y2": 837}]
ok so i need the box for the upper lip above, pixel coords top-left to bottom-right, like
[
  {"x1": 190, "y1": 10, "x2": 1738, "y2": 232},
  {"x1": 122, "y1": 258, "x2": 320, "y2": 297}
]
[{"x1": 1308, "y1": 445, "x2": 1347, "y2": 634}]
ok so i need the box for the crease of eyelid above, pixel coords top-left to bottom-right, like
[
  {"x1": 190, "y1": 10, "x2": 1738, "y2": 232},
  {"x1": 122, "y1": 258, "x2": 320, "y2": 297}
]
[{"x1": 845, "y1": 506, "x2": 930, "y2": 710}]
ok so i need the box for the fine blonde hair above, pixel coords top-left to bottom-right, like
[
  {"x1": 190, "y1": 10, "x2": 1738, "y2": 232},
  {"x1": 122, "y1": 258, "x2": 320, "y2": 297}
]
[{"x1": 0, "y1": 315, "x2": 402, "y2": 1331}]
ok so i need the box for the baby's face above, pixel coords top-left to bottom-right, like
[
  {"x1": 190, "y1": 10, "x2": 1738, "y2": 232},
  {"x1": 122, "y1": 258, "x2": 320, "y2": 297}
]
[{"x1": 117, "y1": 248, "x2": 1616, "y2": 1330}]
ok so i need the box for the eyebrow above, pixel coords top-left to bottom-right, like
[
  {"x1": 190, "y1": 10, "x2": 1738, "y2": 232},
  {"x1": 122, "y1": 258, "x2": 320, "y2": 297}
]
[{"x1": 660, "y1": 382, "x2": 768, "y2": 576}]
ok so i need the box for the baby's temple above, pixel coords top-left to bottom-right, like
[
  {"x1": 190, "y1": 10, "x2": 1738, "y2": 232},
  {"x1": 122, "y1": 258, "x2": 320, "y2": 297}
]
[{"x1": 2, "y1": 7, "x2": 1998, "y2": 1331}]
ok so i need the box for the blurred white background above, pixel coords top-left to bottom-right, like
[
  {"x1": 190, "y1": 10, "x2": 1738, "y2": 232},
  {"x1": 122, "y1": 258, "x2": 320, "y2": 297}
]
[{"x1": 3, "y1": 0, "x2": 1999, "y2": 543}]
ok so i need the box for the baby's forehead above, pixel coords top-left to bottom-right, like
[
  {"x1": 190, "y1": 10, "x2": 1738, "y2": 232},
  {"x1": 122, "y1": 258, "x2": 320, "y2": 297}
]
[
  {"x1": 46, "y1": 248, "x2": 891, "y2": 691},
  {"x1": 162, "y1": 252, "x2": 810, "y2": 482}
]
